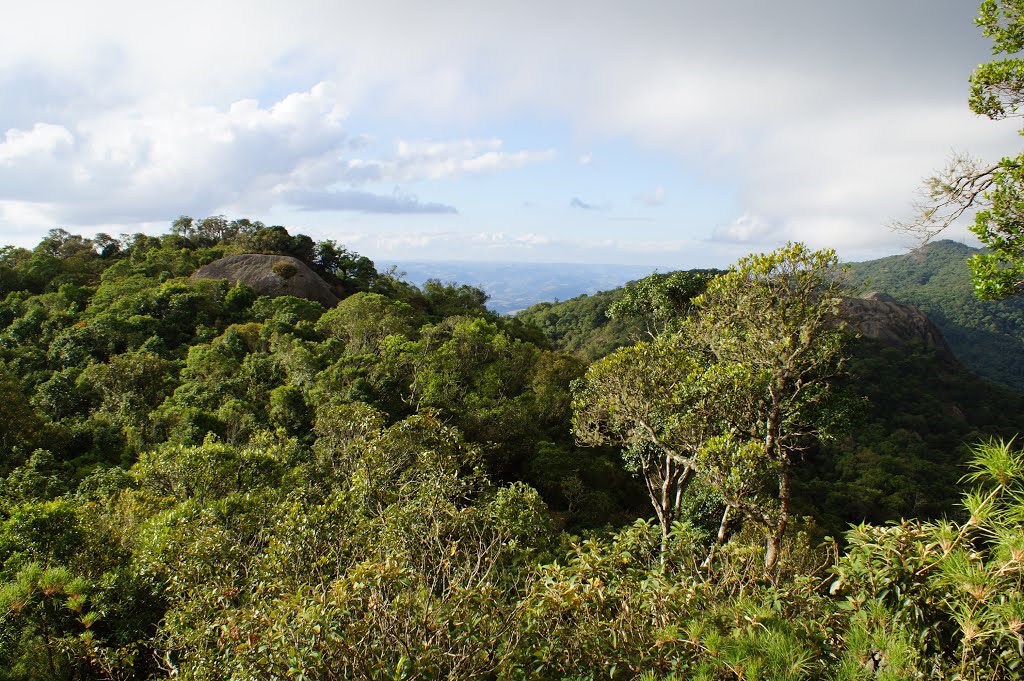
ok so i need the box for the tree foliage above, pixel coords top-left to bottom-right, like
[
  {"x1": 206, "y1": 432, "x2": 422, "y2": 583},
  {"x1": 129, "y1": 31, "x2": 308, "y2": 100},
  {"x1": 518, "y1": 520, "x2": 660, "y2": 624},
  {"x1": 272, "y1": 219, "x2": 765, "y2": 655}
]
[{"x1": 575, "y1": 244, "x2": 847, "y2": 568}]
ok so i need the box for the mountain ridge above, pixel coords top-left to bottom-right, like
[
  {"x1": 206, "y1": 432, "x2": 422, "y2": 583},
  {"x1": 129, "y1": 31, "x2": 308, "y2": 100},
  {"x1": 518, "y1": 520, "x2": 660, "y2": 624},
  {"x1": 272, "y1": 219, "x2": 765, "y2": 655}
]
[
  {"x1": 845, "y1": 240, "x2": 1024, "y2": 391},
  {"x1": 508, "y1": 240, "x2": 1023, "y2": 392}
]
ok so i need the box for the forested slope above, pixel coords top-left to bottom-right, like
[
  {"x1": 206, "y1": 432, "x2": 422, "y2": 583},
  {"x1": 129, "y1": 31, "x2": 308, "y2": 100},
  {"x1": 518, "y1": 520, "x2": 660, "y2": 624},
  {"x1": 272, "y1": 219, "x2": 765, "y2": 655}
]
[
  {"x1": 1, "y1": 219, "x2": 1023, "y2": 680},
  {"x1": 798, "y1": 338, "x2": 1024, "y2": 537},
  {"x1": 845, "y1": 240, "x2": 1024, "y2": 392},
  {"x1": 0, "y1": 220, "x2": 641, "y2": 527},
  {"x1": 515, "y1": 257, "x2": 1024, "y2": 539},
  {"x1": 518, "y1": 240, "x2": 1024, "y2": 393},
  {"x1": 513, "y1": 288, "x2": 641, "y2": 362}
]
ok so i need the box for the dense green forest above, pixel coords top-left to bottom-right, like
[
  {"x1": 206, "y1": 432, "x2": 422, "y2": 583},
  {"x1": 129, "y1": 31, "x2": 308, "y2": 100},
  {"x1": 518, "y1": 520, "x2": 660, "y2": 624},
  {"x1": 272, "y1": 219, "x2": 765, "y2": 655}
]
[
  {"x1": 514, "y1": 287, "x2": 641, "y2": 362},
  {"x1": 0, "y1": 218, "x2": 1022, "y2": 679}
]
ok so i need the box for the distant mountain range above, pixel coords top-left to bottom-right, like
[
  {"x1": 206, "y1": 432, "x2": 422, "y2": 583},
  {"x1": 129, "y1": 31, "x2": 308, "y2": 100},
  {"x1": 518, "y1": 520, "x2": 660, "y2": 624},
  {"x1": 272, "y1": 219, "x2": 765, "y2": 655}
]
[{"x1": 377, "y1": 260, "x2": 659, "y2": 314}]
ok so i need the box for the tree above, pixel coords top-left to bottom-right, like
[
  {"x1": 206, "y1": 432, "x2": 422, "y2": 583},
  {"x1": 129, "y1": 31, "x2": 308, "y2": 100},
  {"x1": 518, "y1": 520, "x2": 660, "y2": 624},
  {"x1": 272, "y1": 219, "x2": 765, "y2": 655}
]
[
  {"x1": 572, "y1": 339, "x2": 707, "y2": 550},
  {"x1": 607, "y1": 269, "x2": 722, "y2": 339},
  {"x1": 893, "y1": 0, "x2": 1024, "y2": 299},
  {"x1": 420, "y1": 279, "x2": 491, "y2": 321},
  {"x1": 0, "y1": 562, "x2": 98, "y2": 680},
  {"x1": 573, "y1": 244, "x2": 847, "y2": 569},
  {"x1": 83, "y1": 351, "x2": 178, "y2": 437},
  {"x1": 313, "y1": 240, "x2": 378, "y2": 293},
  {"x1": 686, "y1": 243, "x2": 847, "y2": 569},
  {"x1": 833, "y1": 439, "x2": 1024, "y2": 679},
  {"x1": 0, "y1": 364, "x2": 41, "y2": 465},
  {"x1": 315, "y1": 292, "x2": 421, "y2": 355}
]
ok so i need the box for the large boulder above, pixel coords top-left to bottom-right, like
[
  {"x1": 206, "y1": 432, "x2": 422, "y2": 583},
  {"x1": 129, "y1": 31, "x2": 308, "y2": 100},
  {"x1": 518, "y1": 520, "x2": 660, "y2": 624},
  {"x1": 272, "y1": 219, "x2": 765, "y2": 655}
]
[
  {"x1": 192, "y1": 254, "x2": 340, "y2": 307},
  {"x1": 839, "y1": 292, "x2": 951, "y2": 355}
]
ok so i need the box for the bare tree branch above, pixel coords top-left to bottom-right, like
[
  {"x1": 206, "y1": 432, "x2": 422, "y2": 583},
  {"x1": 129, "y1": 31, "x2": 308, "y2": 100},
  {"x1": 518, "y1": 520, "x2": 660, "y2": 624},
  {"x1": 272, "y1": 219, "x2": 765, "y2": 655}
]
[{"x1": 890, "y1": 152, "x2": 1003, "y2": 243}]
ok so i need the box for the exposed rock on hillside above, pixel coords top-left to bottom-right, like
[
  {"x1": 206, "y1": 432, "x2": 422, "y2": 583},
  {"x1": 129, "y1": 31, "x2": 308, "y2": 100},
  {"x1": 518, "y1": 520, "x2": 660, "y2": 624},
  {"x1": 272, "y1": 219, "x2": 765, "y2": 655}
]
[
  {"x1": 839, "y1": 292, "x2": 952, "y2": 355},
  {"x1": 844, "y1": 239, "x2": 1024, "y2": 393},
  {"x1": 192, "y1": 254, "x2": 340, "y2": 307}
]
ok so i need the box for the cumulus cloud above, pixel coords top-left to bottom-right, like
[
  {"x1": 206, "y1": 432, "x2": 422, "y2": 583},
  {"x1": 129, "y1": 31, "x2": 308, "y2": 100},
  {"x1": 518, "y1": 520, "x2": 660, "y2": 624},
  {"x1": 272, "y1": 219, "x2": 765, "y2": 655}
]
[
  {"x1": 471, "y1": 231, "x2": 552, "y2": 247},
  {"x1": 368, "y1": 230, "x2": 558, "y2": 257},
  {"x1": 0, "y1": 80, "x2": 555, "y2": 225},
  {"x1": 0, "y1": 0, "x2": 1013, "y2": 262},
  {"x1": 373, "y1": 231, "x2": 464, "y2": 252},
  {"x1": 343, "y1": 139, "x2": 555, "y2": 184},
  {"x1": 0, "y1": 82, "x2": 352, "y2": 221},
  {"x1": 710, "y1": 213, "x2": 787, "y2": 244},
  {"x1": 0, "y1": 123, "x2": 74, "y2": 162}
]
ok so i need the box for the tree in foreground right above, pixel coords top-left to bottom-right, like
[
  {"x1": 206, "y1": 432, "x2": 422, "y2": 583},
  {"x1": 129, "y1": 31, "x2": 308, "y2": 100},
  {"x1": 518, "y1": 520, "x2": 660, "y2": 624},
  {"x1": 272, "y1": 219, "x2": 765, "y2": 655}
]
[{"x1": 574, "y1": 242, "x2": 848, "y2": 570}]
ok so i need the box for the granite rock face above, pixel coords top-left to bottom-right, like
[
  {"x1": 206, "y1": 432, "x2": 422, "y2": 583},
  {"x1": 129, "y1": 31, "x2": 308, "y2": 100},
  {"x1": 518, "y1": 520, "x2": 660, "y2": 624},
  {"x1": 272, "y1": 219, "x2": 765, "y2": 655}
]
[
  {"x1": 839, "y1": 292, "x2": 951, "y2": 355},
  {"x1": 192, "y1": 254, "x2": 340, "y2": 308}
]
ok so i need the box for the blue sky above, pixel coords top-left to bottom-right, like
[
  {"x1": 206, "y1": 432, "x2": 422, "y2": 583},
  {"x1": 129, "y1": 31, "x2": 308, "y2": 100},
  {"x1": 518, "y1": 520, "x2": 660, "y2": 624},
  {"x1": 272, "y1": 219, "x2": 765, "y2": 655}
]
[{"x1": 0, "y1": 0, "x2": 1019, "y2": 267}]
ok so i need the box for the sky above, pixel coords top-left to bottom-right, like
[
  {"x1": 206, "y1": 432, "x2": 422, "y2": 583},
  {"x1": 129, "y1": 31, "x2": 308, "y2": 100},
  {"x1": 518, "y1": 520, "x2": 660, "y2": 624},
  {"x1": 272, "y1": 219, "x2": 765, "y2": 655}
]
[{"x1": 0, "y1": 0, "x2": 1019, "y2": 268}]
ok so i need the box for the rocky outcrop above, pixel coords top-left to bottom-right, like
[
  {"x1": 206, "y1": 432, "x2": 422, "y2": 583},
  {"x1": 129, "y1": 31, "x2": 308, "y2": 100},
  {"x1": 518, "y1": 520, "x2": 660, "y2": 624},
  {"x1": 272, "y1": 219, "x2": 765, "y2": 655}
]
[
  {"x1": 191, "y1": 254, "x2": 340, "y2": 308},
  {"x1": 839, "y1": 292, "x2": 952, "y2": 355}
]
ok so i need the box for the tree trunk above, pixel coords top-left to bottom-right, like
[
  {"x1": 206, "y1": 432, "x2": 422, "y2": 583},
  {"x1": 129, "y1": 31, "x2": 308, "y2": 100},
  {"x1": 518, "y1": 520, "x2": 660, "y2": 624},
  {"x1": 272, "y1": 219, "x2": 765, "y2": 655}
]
[
  {"x1": 764, "y1": 460, "x2": 791, "y2": 571},
  {"x1": 701, "y1": 504, "x2": 731, "y2": 569},
  {"x1": 648, "y1": 457, "x2": 694, "y2": 567}
]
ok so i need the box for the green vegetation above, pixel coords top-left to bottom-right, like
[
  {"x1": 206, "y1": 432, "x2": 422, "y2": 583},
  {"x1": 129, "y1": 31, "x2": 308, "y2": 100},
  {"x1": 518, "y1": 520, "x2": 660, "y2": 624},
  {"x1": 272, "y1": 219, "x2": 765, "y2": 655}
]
[
  {"x1": 514, "y1": 270, "x2": 725, "y2": 362},
  {"x1": 575, "y1": 246, "x2": 847, "y2": 568},
  {"x1": 514, "y1": 287, "x2": 642, "y2": 361},
  {"x1": 5, "y1": 4, "x2": 1024, "y2": 677},
  {"x1": 521, "y1": 240, "x2": 1024, "y2": 393},
  {"x1": 0, "y1": 221, "x2": 639, "y2": 524},
  {"x1": 520, "y1": 250, "x2": 1024, "y2": 540},
  {"x1": 1, "y1": 217, "x2": 1021, "y2": 679},
  {"x1": 798, "y1": 338, "x2": 1024, "y2": 539}
]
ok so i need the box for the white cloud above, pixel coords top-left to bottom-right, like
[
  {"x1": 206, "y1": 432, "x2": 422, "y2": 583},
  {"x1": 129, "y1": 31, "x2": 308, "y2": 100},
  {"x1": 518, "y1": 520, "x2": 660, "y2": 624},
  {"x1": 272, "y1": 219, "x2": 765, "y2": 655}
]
[
  {"x1": 0, "y1": 123, "x2": 74, "y2": 162},
  {"x1": 0, "y1": 81, "x2": 554, "y2": 226},
  {"x1": 711, "y1": 213, "x2": 786, "y2": 244},
  {"x1": 732, "y1": 104, "x2": 1017, "y2": 257},
  {"x1": 374, "y1": 231, "x2": 464, "y2": 252},
  {"x1": 285, "y1": 187, "x2": 457, "y2": 214},
  {"x1": 470, "y1": 231, "x2": 552, "y2": 247},
  {"x1": 345, "y1": 139, "x2": 555, "y2": 183},
  {"x1": 636, "y1": 185, "x2": 665, "y2": 206},
  {"x1": 0, "y1": 82, "x2": 353, "y2": 222},
  {"x1": 0, "y1": 0, "x2": 1011, "y2": 263},
  {"x1": 370, "y1": 229, "x2": 555, "y2": 256},
  {"x1": 463, "y1": 149, "x2": 556, "y2": 173}
]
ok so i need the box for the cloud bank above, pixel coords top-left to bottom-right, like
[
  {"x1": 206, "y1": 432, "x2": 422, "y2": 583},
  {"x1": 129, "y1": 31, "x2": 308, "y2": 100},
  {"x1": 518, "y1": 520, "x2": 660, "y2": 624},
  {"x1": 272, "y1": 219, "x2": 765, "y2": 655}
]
[{"x1": 0, "y1": 0, "x2": 1016, "y2": 262}]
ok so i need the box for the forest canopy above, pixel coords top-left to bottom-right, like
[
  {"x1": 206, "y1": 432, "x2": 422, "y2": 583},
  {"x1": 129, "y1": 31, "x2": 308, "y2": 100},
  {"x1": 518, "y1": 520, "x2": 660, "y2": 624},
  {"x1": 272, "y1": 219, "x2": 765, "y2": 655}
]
[{"x1": 0, "y1": 213, "x2": 1021, "y2": 679}]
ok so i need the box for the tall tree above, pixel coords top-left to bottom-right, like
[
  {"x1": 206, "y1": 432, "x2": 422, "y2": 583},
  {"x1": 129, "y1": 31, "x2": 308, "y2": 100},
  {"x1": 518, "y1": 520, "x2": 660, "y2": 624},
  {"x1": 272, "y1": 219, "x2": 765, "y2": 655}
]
[
  {"x1": 686, "y1": 243, "x2": 847, "y2": 568},
  {"x1": 572, "y1": 339, "x2": 703, "y2": 548},
  {"x1": 606, "y1": 269, "x2": 722, "y2": 339},
  {"x1": 573, "y1": 244, "x2": 847, "y2": 569}
]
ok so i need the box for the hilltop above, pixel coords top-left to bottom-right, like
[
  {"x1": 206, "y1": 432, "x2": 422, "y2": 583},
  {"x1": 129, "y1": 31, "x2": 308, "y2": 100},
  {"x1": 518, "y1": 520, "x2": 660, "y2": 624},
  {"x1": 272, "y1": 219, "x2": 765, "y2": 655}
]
[{"x1": 844, "y1": 240, "x2": 1024, "y2": 392}]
